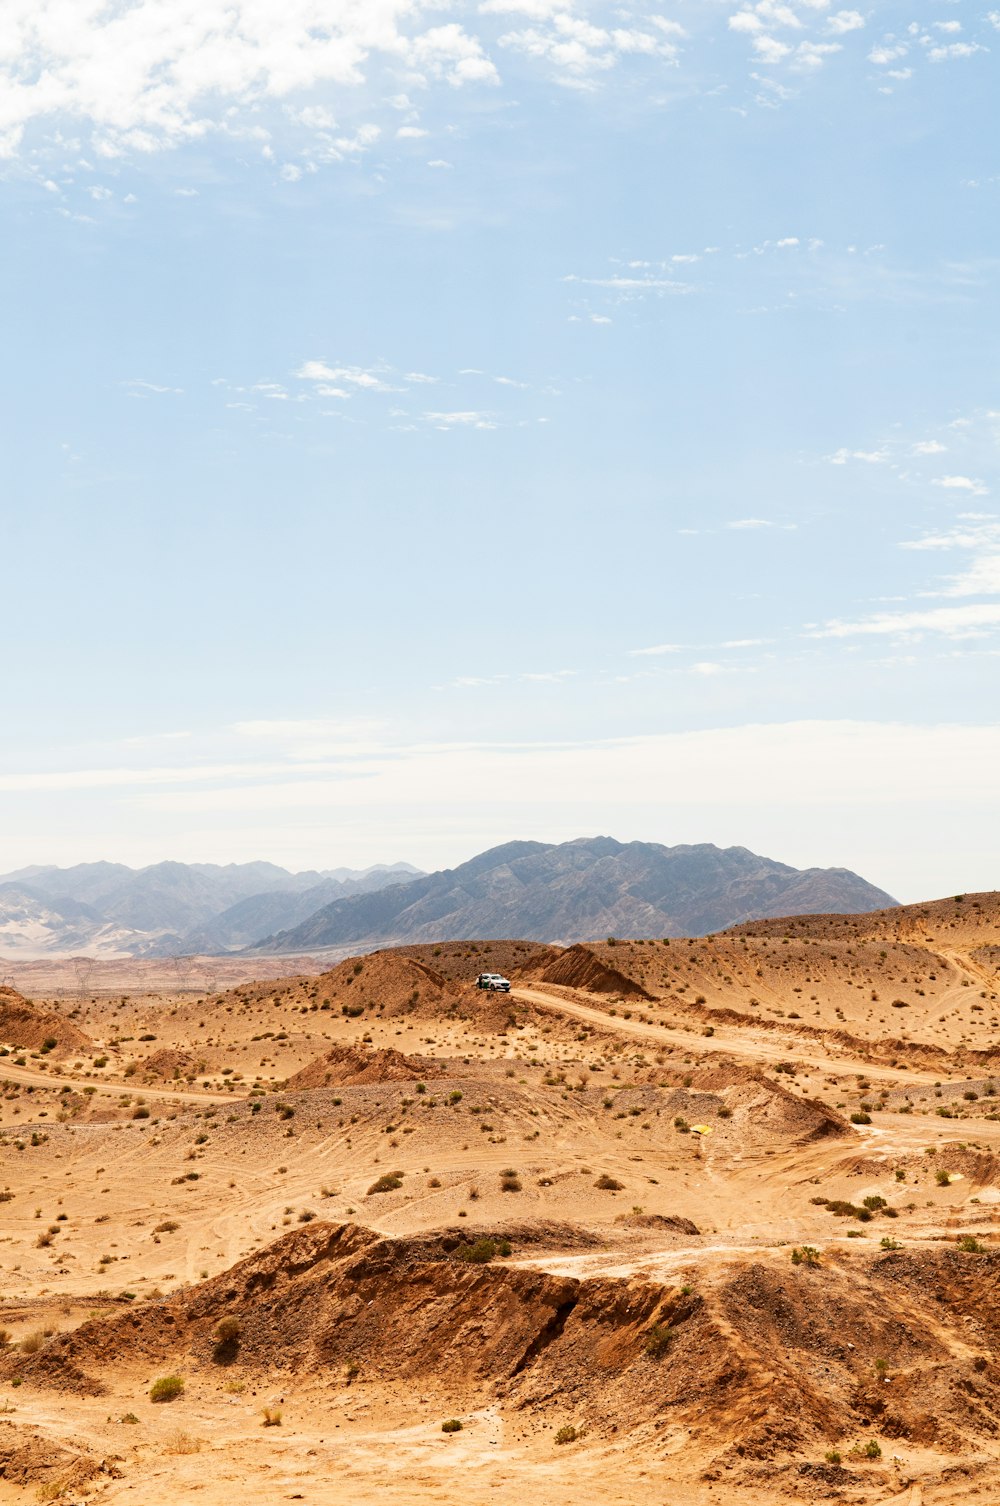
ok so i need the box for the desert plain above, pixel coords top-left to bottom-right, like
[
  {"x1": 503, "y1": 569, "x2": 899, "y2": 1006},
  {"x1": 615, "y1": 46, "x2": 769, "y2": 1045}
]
[{"x1": 3, "y1": 895, "x2": 1000, "y2": 1504}]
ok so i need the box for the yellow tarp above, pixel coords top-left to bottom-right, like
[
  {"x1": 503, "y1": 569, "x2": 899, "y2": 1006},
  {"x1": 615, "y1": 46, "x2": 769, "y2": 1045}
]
[{"x1": 690, "y1": 1124, "x2": 713, "y2": 1135}]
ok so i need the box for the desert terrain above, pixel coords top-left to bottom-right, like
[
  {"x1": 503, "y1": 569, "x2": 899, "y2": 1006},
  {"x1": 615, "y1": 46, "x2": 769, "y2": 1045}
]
[{"x1": 2, "y1": 897, "x2": 1000, "y2": 1503}]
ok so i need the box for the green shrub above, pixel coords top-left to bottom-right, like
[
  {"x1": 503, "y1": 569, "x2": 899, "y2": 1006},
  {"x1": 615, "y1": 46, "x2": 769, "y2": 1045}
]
[
  {"x1": 958, "y1": 1235, "x2": 986, "y2": 1253},
  {"x1": 458, "y1": 1237, "x2": 502, "y2": 1264},
  {"x1": 367, "y1": 1173, "x2": 403, "y2": 1195},
  {"x1": 850, "y1": 1112, "x2": 871, "y2": 1126},
  {"x1": 595, "y1": 1174, "x2": 623, "y2": 1191},
  {"x1": 555, "y1": 1424, "x2": 579, "y2": 1444},
  {"x1": 790, "y1": 1246, "x2": 821, "y2": 1266},
  {"x1": 150, "y1": 1375, "x2": 184, "y2": 1403},
  {"x1": 214, "y1": 1317, "x2": 241, "y2": 1344},
  {"x1": 644, "y1": 1323, "x2": 672, "y2": 1358},
  {"x1": 441, "y1": 1418, "x2": 463, "y2": 1433}
]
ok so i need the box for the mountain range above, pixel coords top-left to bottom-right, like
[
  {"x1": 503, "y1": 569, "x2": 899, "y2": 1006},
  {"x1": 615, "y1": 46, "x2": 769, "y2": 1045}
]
[
  {"x1": 259, "y1": 836, "x2": 896, "y2": 952},
  {"x1": 0, "y1": 838, "x2": 896, "y2": 959},
  {"x1": 0, "y1": 860, "x2": 423, "y2": 959}
]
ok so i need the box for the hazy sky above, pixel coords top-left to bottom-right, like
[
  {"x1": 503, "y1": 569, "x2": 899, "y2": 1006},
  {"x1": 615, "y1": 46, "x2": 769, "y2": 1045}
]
[{"x1": 1, "y1": 0, "x2": 998, "y2": 899}]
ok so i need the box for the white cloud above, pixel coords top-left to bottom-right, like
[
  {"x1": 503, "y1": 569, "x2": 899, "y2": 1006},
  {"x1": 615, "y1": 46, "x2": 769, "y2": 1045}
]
[
  {"x1": 927, "y1": 41, "x2": 985, "y2": 61},
  {"x1": 913, "y1": 440, "x2": 947, "y2": 455},
  {"x1": 933, "y1": 475, "x2": 989, "y2": 496},
  {"x1": 564, "y1": 273, "x2": 692, "y2": 294},
  {"x1": 868, "y1": 42, "x2": 908, "y2": 64},
  {"x1": 0, "y1": 2, "x2": 500, "y2": 159},
  {"x1": 497, "y1": 11, "x2": 682, "y2": 80},
  {"x1": 726, "y1": 517, "x2": 777, "y2": 529},
  {"x1": 825, "y1": 10, "x2": 864, "y2": 34},
  {"x1": 827, "y1": 447, "x2": 888, "y2": 464},
  {"x1": 397, "y1": 125, "x2": 429, "y2": 138},
  {"x1": 729, "y1": 11, "x2": 765, "y2": 34},
  {"x1": 125, "y1": 378, "x2": 183, "y2": 395},
  {"x1": 294, "y1": 360, "x2": 401, "y2": 393},
  {"x1": 423, "y1": 410, "x2": 498, "y2": 428},
  {"x1": 812, "y1": 603, "x2": 1000, "y2": 638},
  {"x1": 752, "y1": 35, "x2": 792, "y2": 62},
  {"x1": 900, "y1": 518, "x2": 1000, "y2": 599},
  {"x1": 792, "y1": 40, "x2": 841, "y2": 68},
  {"x1": 628, "y1": 642, "x2": 681, "y2": 657}
]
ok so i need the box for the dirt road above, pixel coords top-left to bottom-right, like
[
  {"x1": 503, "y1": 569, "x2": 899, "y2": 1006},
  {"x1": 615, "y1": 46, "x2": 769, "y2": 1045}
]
[
  {"x1": 0, "y1": 1059, "x2": 235, "y2": 1105},
  {"x1": 511, "y1": 985, "x2": 945, "y2": 1086}
]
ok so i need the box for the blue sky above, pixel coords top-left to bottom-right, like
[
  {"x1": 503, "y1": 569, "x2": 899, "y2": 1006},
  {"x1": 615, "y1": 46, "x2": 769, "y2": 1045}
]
[{"x1": 1, "y1": 0, "x2": 998, "y2": 899}]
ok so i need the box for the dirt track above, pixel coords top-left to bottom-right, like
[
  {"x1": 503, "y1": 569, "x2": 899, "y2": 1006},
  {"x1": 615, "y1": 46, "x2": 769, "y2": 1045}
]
[
  {"x1": 0, "y1": 1059, "x2": 234, "y2": 1104},
  {"x1": 512, "y1": 985, "x2": 944, "y2": 1086}
]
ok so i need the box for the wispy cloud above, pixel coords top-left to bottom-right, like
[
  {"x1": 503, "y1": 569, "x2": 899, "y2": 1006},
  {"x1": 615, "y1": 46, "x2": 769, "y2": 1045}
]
[{"x1": 810, "y1": 603, "x2": 1000, "y2": 639}]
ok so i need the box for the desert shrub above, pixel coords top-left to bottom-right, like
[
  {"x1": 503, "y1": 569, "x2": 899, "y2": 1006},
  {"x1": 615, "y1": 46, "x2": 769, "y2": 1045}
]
[
  {"x1": 824, "y1": 1450, "x2": 842, "y2": 1465},
  {"x1": 850, "y1": 1112, "x2": 871, "y2": 1126},
  {"x1": 555, "y1": 1425, "x2": 579, "y2": 1445},
  {"x1": 154, "y1": 1220, "x2": 180, "y2": 1234},
  {"x1": 790, "y1": 1246, "x2": 821, "y2": 1266},
  {"x1": 150, "y1": 1375, "x2": 184, "y2": 1403},
  {"x1": 298, "y1": 1209, "x2": 317, "y2": 1222},
  {"x1": 458, "y1": 1238, "x2": 499, "y2": 1264},
  {"x1": 163, "y1": 1429, "x2": 201, "y2": 1454},
  {"x1": 367, "y1": 1173, "x2": 403, "y2": 1195},
  {"x1": 849, "y1": 1439, "x2": 882, "y2": 1460},
  {"x1": 644, "y1": 1323, "x2": 672, "y2": 1358},
  {"x1": 19, "y1": 1330, "x2": 45, "y2": 1354},
  {"x1": 261, "y1": 1406, "x2": 282, "y2": 1426},
  {"x1": 958, "y1": 1235, "x2": 986, "y2": 1253},
  {"x1": 862, "y1": 1195, "x2": 886, "y2": 1211},
  {"x1": 214, "y1": 1317, "x2": 241, "y2": 1344},
  {"x1": 595, "y1": 1174, "x2": 623, "y2": 1191},
  {"x1": 500, "y1": 1173, "x2": 522, "y2": 1192},
  {"x1": 879, "y1": 1236, "x2": 902, "y2": 1251},
  {"x1": 441, "y1": 1418, "x2": 463, "y2": 1433},
  {"x1": 935, "y1": 1168, "x2": 952, "y2": 1186}
]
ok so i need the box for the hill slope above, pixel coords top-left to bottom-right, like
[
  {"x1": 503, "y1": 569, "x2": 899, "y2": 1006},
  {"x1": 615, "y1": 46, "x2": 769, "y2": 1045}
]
[{"x1": 260, "y1": 836, "x2": 896, "y2": 952}]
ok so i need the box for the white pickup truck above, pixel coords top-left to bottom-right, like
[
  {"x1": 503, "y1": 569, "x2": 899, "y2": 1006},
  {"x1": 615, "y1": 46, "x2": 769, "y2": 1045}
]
[{"x1": 475, "y1": 971, "x2": 511, "y2": 993}]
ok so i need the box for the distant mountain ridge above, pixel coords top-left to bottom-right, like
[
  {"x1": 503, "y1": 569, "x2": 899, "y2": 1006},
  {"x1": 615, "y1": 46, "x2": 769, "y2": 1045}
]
[
  {"x1": 258, "y1": 836, "x2": 897, "y2": 953},
  {"x1": 0, "y1": 860, "x2": 423, "y2": 959},
  {"x1": 0, "y1": 840, "x2": 897, "y2": 960}
]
